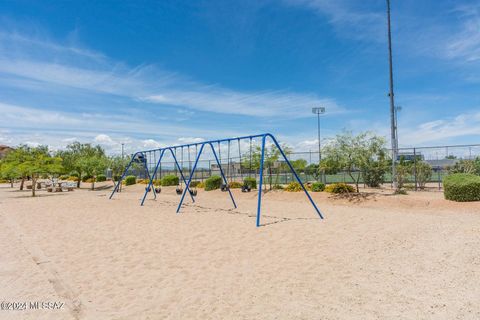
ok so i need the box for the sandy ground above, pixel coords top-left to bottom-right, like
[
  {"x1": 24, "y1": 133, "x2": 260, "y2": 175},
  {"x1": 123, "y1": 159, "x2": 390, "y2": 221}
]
[{"x1": 0, "y1": 182, "x2": 479, "y2": 320}]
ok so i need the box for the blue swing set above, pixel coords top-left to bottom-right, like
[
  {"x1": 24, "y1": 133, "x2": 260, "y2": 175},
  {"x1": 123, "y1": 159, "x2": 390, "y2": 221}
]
[{"x1": 110, "y1": 133, "x2": 324, "y2": 227}]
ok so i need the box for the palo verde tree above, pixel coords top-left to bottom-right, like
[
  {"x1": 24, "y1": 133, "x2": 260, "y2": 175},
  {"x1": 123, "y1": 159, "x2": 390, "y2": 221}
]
[
  {"x1": 15, "y1": 146, "x2": 63, "y2": 197},
  {"x1": 57, "y1": 142, "x2": 106, "y2": 188},
  {"x1": 321, "y1": 131, "x2": 387, "y2": 192},
  {"x1": 79, "y1": 152, "x2": 109, "y2": 190},
  {"x1": 2, "y1": 146, "x2": 31, "y2": 190},
  {"x1": 0, "y1": 160, "x2": 19, "y2": 188},
  {"x1": 242, "y1": 143, "x2": 291, "y2": 190}
]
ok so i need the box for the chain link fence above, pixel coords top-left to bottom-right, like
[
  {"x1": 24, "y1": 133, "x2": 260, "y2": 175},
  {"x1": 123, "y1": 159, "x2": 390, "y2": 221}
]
[{"x1": 112, "y1": 143, "x2": 480, "y2": 190}]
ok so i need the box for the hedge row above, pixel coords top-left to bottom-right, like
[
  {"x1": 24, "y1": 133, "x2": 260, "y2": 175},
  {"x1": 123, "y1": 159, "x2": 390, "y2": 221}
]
[{"x1": 443, "y1": 173, "x2": 480, "y2": 202}]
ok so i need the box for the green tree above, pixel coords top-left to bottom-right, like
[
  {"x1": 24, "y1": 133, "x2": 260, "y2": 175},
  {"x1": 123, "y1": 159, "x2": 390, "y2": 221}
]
[
  {"x1": 0, "y1": 160, "x2": 19, "y2": 187},
  {"x1": 79, "y1": 152, "x2": 109, "y2": 190},
  {"x1": 14, "y1": 146, "x2": 63, "y2": 197},
  {"x1": 415, "y1": 161, "x2": 433, "y2": 189},
  {"x1": 305, "y1": 163, "x2": 320, "y2": 180},
  {"x1": 242, "y1": 144, "x2": 291, "y2": 190},
  {"x1": 57, "y1": 142, "x2": 106, "y2": 188},
  {"x1": 321, "y1": 131, "x2": 387, "y2": 192},
  {"x1": 2, "y1": 146, "x2": 32, "y2": 190}
]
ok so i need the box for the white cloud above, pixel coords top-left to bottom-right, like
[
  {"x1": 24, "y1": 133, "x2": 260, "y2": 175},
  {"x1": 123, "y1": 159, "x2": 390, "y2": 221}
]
[
  {"x1": 94, "y1": 134, "x2": 115, "y2": 145},
  {"x1": 400, "y1": 111, "x2": 480, "y2": 145},
  {"x1": 0, "y1": 31, "x2": 343, "y2": 118}
]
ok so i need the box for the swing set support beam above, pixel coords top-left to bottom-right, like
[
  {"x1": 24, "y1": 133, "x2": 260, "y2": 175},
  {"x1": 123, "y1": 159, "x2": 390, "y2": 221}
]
[{"x1": 111, "y1": 133, "x2": 324, "y2": 227}]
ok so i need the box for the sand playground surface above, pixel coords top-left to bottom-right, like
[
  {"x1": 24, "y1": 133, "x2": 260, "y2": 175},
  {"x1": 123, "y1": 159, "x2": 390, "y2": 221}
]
[{"x1": 0, "y1": 182, "x2": 479, "y2": 319}]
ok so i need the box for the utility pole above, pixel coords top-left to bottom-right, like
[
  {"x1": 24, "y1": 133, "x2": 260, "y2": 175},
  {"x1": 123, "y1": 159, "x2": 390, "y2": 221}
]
[
  {"x1": 312, "y1": 107, "x2": 326, "y2": 182},
  {"x1": 386, "y1": 0, "x2": 398, "y2": 190}
]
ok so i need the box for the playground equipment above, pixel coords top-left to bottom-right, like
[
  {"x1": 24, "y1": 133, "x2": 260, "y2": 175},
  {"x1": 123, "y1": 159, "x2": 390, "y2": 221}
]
[{"x1": 110, "y1": 133, "x2": 323, "y2": 227}]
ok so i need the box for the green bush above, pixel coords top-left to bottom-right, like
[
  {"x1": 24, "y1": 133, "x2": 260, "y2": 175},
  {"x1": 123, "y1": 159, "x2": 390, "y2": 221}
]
[
  {"x1": 443, "y1": 173, "x2": 480, "y2": 202},
  {"x1": 161, "y1": 175, "x2": 179, "y2": 186},
  {"x1": 196, "y1": 182, "x2": 205, "y2": 188},
  {"x1": 96, "y1": 174, "x2": 107, "y2": 182},
  {"x1": 228, "y1": 181, "x2": 243, "y2": 188},
  {"x1": 205, "y1": 175, "x2": 222, "y2": 191},
  {"x1": 325, "y1": 183, "x2": 355, "y2": 194},
  {"x1": 59, "y1": 175, "x2": 69, "y2": 180},
  {"x1": 189, "y1": 181, "x2": 201, "y2": 188},
  {"x1": 113, "y1": 175, "x2": 121, "y2": 181},
  {"x1": 416, "y1": 161, "x2": 433, "y2": 189},
  {"x1": 243, "y1": 177, "x2": 257, "y2": 189},
  {"x1": 362, "y1": 161, "x2": 386, "y2": 187},
  {"x1": 272, "y1": 184, "x2": 284, "y2": 190},
  {"x1": 125, "y1": 175, "x2": 137, "y2": 186},
  {"x1": 311, "y1": 182, "x2": 325, "y2": 192},
  {"x1": 285, "y1": 182, "x2": 302, "y2": 192},
  {"x1": 82, "y1": 175, "x2": 93, "y2": 182}
]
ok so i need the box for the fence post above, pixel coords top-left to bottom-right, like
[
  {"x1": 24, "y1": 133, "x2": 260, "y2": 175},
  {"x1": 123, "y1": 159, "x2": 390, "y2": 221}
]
[{"x1": 413, "y1": 148, "x2": 418, "y2": 191}]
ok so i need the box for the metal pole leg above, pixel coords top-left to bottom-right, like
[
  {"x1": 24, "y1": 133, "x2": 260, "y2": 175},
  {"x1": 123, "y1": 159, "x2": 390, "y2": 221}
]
[
  {"x1": 209, "y1": 143, "x2": 237, "y2": 209},
  {"x1": 168, "y1": 148, "x2": 195, "y2": 203},
  {"x1": 256, "y1": 135, "x2": 266, "y2": 227},
  {"x1": 141, "y1": 149, "x2": 165, "y2": 206},
  {"x1": 177, "y1": 144, "x2": 205, "y2": 213},
  {"x1": 109, "y1": 152, "x2": 138, "y2": 199}
]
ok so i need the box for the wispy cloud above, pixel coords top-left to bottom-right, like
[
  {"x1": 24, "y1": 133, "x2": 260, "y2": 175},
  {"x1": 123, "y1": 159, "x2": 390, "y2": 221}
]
[
  {"x1": 399, "y1": 111, "x2": 480, "y2": 145},
  {"x1": 0, "y1": 30, "x2": 342, "y2": 118}
]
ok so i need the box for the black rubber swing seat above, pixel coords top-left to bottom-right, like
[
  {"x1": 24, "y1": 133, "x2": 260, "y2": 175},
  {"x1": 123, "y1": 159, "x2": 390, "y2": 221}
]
[
  {"x1": 221, "y1": 184, "x2": 229, "y2": 192},
  {"x1": 176, "y1": 188, "x2": 183, "y2": 195},
  {"x1": 189, "y1": 189, "x2": 198, "y2": 196},
  {"x1": 241, "y1": 185, "x2": 251, "y2": 192},
  {"x1": 154, "y1": 187, "x2": 161, "y2": 194}
]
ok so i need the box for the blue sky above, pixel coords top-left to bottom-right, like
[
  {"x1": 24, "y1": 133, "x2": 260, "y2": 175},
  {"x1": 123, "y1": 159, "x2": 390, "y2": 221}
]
[{"x1": 0, "y1": 0, "x2": 479, "y2": 154}]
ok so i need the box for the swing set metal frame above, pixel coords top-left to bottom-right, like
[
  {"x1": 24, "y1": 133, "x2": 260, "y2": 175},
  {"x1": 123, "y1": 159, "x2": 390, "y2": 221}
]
[{"x1": 110, "y1": 133, "x2": 324, "y2": 227}]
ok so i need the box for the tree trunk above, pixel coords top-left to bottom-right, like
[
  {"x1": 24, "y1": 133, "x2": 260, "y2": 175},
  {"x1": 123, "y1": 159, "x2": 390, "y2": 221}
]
[
  {"x1": 77, "y1": 174, "x2": 81, "y2": 188},
  {"x1": 31, "y1": 176, "x2": 36, "y2": 197},
  {"x1": 10, "y1": 179, "x2": 14, "y2": 188},
  {"x1": 20, "y1": 177, "x2": 25, "y2": 190},
  {"x1": 347, "y1": 172, "x2": 359, "y2": 193},
  {"x1": 91, "y1": 180, "x2": 95, "y2": 190}
]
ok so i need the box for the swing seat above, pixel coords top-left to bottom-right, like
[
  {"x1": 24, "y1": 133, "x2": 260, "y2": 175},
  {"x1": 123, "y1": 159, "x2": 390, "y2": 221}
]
[
  {"x1": 176, "y1": 187, "x2": 183, "y2": 195},
  {"x1": 155, "y1": 187, "x2": 161, "y2": 194},
  {"x1": 189, "y1": 189, "x2": 197, "y2": 196},
  {"x1": 241, "y1": 185, "x2": 251, "y2": 192},
  {"x1": 221, "y1": 184, "x2": 229, "y2": 192},
  {"x1": 145, "y1": 186, "x2": 152, "y2": 192}
]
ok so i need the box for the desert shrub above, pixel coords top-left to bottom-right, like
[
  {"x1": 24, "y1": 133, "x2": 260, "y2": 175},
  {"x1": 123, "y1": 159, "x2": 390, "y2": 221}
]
[
  {"x1": 59, "y1": 175, "x2": 69, "y2": 180},
  {"x1": 67, "y1": 176, "x2": 79, "y2": 181},
  {"x1": 205, "y1": 175, "x2": 222, "y2": 191},
  {"x1": 415, "y1": 161, "x2": 432, "y2": 189},
  {"x1": 243, "y1": 177, "x2": 257, "y2": 189},
  {"x1": 85, "y1": 178, "x2": 95, "y2": 183},
  {"x1": 190, "y1": 181, "x2": 201, "y2": 188},
  {"x1": 272, "y1": 184, "x2": 284, "y2": 190},
  {"x1": 96, "y1": 174, "x2": 107, "y2": 182},
  {"x1": 396, "y1": 162, "x2": 412, "y2": 189},
  {"x1": 82, "y1": 175, "x2": 93, "y2": 182},
  {"x1": 443, "y1": 173, "x2": 480, "y2": 202},
  {"x1": 153, "y1": 179, "x2": 162, "y2": 186},
  {"x1": 325, "y1": 183, "x2": 355, "y2": 194},
  {"x1": 311, "y1": 182, "x2": 325, "y2": 192},
  {"x1": 0, "y1": 179, "x2": 9, "y2": 183},
  {"x1": 362, "y1": 161, "x2": 386, "y2": 187},
  {"x1": 161, "y1": 175, "x2": 179, "y2": 186},
  {"x1": 228, "y1": 181, "x2": 243, "y2": 189},
  {"x1": 285, "y1": 182, "x2": 302, "y2": 192},
  {"x1": 69, "y1": 172, "x2": 79, "y2": 178},
  {"x1": 125, "y1": 175, "x2": 137, "y2": 186},
  {"x1": 449, "y1": 159, "x2": 480, "y2": 175},
  {"x1": 196, "y1": 182, "x2": 205, "y2": 188},
  {"x1": 404, "y1": 183, "x2": 416, "y2": 191}
]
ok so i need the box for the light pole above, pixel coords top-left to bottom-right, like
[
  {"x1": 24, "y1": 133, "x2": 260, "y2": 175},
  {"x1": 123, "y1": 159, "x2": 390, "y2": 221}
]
[
  {"x1": 312, "y1": 107, "x2": 325, "y2": 182},
  {"x1": 386, "y1": 0, "x2": 398, "y2": 190},
  {"x1": 394, "y1": 106, "x2": 402, "y2": 146}
]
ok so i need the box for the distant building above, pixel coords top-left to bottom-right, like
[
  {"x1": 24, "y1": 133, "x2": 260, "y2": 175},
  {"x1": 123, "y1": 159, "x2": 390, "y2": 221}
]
[{"x1": 0, "y1": 145, "x2": 13, "y2": 159}]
